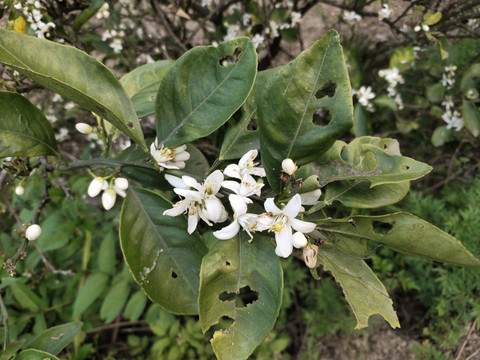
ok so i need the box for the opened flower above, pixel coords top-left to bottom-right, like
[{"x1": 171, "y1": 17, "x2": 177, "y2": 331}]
[
  {"x1": 150, "y1": 138, "x2": 190, "y2": 170},
  {"x1": 224, "y1": 149, "x2": 266, "y2": 181},
  {"x1": 264, "y1": 194, "x2": 316, "y2": 258},
  {"x1": 222, "y1": 174, "x2": 264, "y2": 205}
]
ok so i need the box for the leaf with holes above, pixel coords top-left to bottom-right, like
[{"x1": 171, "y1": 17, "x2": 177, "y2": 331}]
[
  {"x1": 315, "y1": 137, "x2": 432, "y2": 187},
  {"x1": 155, "y1": 37, "x2": 257, "y2": 148},
  {"x1": 0, "y1": 29, "x2": 146, "y2": 149},
  {"x1": 257, "y1": 30, "x2": 353, "y2": 192},
  {"x1": 317, "y1": 243, "x2": 399, "y2": 329},
  {"x1": 120, "y1": 187, "x2": 208, "y2": 315},
  {"x1": 0, "y1": 92, "x2": 59, "y2": 158},
  {"x1": 199, "y1": 236, "x2": 283, "y2": 360},
  {"x1": 316, "y1": 212, "x2": 480, "y2": 267},
  {"x1": 120, "y1": 60, "x2": 174, "y2": 118}
]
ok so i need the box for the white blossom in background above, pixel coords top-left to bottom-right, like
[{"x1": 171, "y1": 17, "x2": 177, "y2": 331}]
[
  {"x1": 150, "y1": 138, "x2": 190, "y2": 170},
  {"x1": 414, "y1": 24, "x2": 430, "y2": 32},
  {"x1": 264, "y1": 194, "x2": 316, "y2": 258},
  {"x1": 252, "y1": 33, "x2": 265, "y2": 49},
  {"x1": 441, "y1": 66, "x2": 457, "y2": 89},
  {"x1": 96, "y1": 3, "x2": 110, "y2": 19},
  {"x1": 442, "y1": 96, "x2": 454, "y2": 111},
  {"x1": 15, "y1": 185, "x2": 25, "y2": 196},
  {"x1": 55, "y1": 127, "x2": 69, "y2": 142},
  {"x1": 290, "y1": 11, "x2": 302, "y2": 27},
  {"x1": 343, "y1": 10, "x2": 362, "y2": 22},
  {"x1": 224, "y1": 24, "x2": 240, "y2": 41},
  {"x1": 224, "y1": 149, "x2": 266, "y2": 182},
  {"x1": 25, "y1": 224, "x2": 42, "y2": 241},
  {"x1": 378, "y1": 3, "x2": 392, "y2": 21},
  {"x1": 242, "y1": 13, "x2": 251, "y2": 26},
  {"x1": 442, "y1": 110, "x2": 463, "y2": 131},
  {"x1": 75, "y1": 123, "x2": 93, "y2": 134},
  {"x1": 353, "y1": 86, "x2": 376, "y2": 111},
  {"x1": 267, "y1": 20, "x2": 280, "y2": 38}
]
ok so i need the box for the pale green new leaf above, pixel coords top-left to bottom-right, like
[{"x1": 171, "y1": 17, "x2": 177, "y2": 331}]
[
  {"x1": 0, "y1": 92, "x2": 59, "y2": 158},
  {"x1": 317, "y1": 244, "x2": 399, "y2": 329},
  {"x1": 0, "y1": 29, "x2": 146, "y2": 148},
  {"x1": 120, "y1": 60, "x2": 174, "y2": 118},
  {"x1": 120, "y1": 187, "x2": 207, "y2": 315},
  {"x1": 22, "y1": 322, "x2": 83, "y2": 355},
  {"x1": 199, "y1": 237, "x2": 283, "y2": 360},
  {"x1": 156, "y1": 37, "x2": 257, "y2": 148},
  {"x1": 317, "y1": 212, "x2": 480, "y2": 267}
]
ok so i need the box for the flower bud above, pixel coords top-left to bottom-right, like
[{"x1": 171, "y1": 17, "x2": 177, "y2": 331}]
[
  {"x1": 422, "y1": 24, "x2": 430, "y2": 32},
  {"x1": 88, "y1": 177, "x2": 106, "y2": 197},
  {"x1": 281, "y1": 158, "x2": 297, "y2": 176},
  {"x1": 414, "y1": 25, "x2": 421, "y2": 32},
  {"x1": 114, "y1": 177, "x2": 129, "y2": 191},
  {"x1": 15, "y1": 185, "x2": 25, "y2": 196},
  {"x1": 102, "y1": 189, "x2": 117, "y2": 210},
  {"x1": 75, "y1": 123, "x2": 93, "y2": 134},
  {"x1": 292, "y1": 232, "x2": 308, "y2": 249},
  {"x1": 25, "y1": 224, "x2": 42, "y2": 241},
  {"x1": 303, "y1": 244, "x2": 319, "y2": 268}
]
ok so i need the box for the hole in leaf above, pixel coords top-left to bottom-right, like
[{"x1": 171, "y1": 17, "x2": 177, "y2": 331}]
[
  {"x1": 225, "y1": 261, "x2": 231, "y2": 266},
  {"x1": 401, "y1": 164, "x2": 410, "y2": 171},
  {"x1": 126, "y1": 121, "x2": 134, "y2": 129},
  {"x1": 219, "y1": 47, "x2": 243, "y2": 66},
  {"x1": 315, "y1": 81, "x2": 337, "y2": 99},
  {"x1": 171, "y1": 271, "x2": 178, "y2": 279},
  {"x1": 383, "y1": 144, "x2": 388, "y2": 150},
  {"x1": 219, "y1": 316, "x2": 234, "y2": 329},
  {"x1": 218, "y1": 285, "x2": 259, "y2": 308},
  {"x1": 372, "y1": 221, "x2": 394, "y2": 236},
  {"x1": 313, "y1": 107, "x2": 332, "y2": 126}
]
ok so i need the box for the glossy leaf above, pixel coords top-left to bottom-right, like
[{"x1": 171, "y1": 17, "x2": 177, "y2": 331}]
[
  {"x1": 120, "y1": 60, "x2": 174, "y2": 118},
  {"x1": 462, "y1": 99, "x2": 480, "y2": 137},
  {"x1": 316, "y1": 137, "x2": 432, "y2": 187},
  {"x1": 72, "y1": 273, "x2": 109, "y2": 318},
  {"x1": 0, "y1": 92, "x2": 59, "y2": 158},
  {"x1": 317, "y1": 244, "x2": 399, "y2": 329},
  {"x1": 22, "y1": 322, "x2": 83, "y2": 355},
  {"x1": 0, "y1": 29, "x2": 146, "y2": 148},
  {"x1": 156, "y1": 37, "x2": 257, "y2": 148},
  {"x1": 16, "y1": 349, "x2": 60, "y2": 360},
  {"x1": 120, "y1": 187, "x2": 207, "y2": 315},
  {"x1": 199, "y1": 237, "x2": 283, "y2": 360},
  {"x1": 257, "y1": 30, "x2": 354, "y2": 192},
  {"x1": 317, "y1": 212, "x2": 480, "y2": 267},
  {"x1": 100, "y1": 280, "x2": 130, "y2": 324}
]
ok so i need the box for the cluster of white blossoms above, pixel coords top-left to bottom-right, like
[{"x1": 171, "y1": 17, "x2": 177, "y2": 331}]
[
  {"x1": 343, "y1": 10, "x2": 362, "y2": 22},
  {"x1": 441, "y1": 65, "x2": 457, "y2": 90},
  {"x1": 14, "y1": 0, "x2": 55, "y2": 39},
  {"x1": 163, "y1": 150, "x2": 320, "y2": 258},
  {"x1": 353, "y1": 86, "x2": 376, "y2": 112},
  {"x1": 378, "y1": 3, "x2": 392, "y2": 21},
  {"x1": 441, "y1": 95, "x2": 463, "y2": 131},
  {"x1": 88, "y1": 177, "x2": 129, "y2": 210},
  {"x1": 378, "y1": 67, "x2": 404, "y2": 109},
  {"x1": 150, "y1": 138, "x2": 191, "y2": 170},
  {"x1": 102, "y1": 29, "x2": 125, "y2": 54}
]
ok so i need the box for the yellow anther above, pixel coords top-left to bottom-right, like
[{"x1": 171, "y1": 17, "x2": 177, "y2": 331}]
[
  {"x1": 205, "y1": 183, "x2": 212, "y2": 195},
  {"x1": 273, "y1": 223, "x2": 284, "y2": 232}
]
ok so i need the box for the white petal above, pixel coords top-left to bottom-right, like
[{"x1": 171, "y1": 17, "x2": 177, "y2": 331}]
[
  {"x1": 182, "y1": 175, "x2": 202, "y2": 191},
  {"x1": 102, "y1": 189, "x2": 117, "y2": 210},
  {"x1": 163, "y1": 202, "x2": 188, "y2": 216},
  {"x1": 174, "y1": 151, "x2": 190, "y2": 161},
  {"x1": 204, "y1": 197, "x2": 223, "y2": 222},
  {"x1": 255, "y1": 213, "x2": 275, "y2": 231},
  {"x1": 114, "y1": 186, "x2": 127, "y2": 198},
  {"x1": 160, "y1": 162, "x2": 180, "y2": 169},
  {"x1": 175, "y1": 144, "x2": 187, "y2": 152},
  {"x1": 224, "y1": 164, "x2": 241, "y2": 180},
  {"x1": 187, "y1": 212, "x2": 200, "y2": 234},
  {"x1": 290, "y1": 218, "x2": 316, "y2": 233},
  {"x1": 292, "y1": 232, "x2": 307, "y2": 248},
  {"x1": 300, "y1": 189, "x2": 321, "y2": 205},
  {"x1": 229, "y1": 194, "x2": 247, "y2": 216},
  {"x1": 114, "y1": 177, "x2": 129, "y2": 191},
  {"x1": 205, "y1": 170, "x2": 224, "y2": 194},
  {"x1": 213, "y1": 221, "x2": 240, "y2": 240},
  {"x1": 264, "y1": 197, "x2": 281, "y2": 215},
  {"x1": 173, "y1": 161, "x2": 186, "y2": 169},
  {"x1": 249, "y1": 167, "x2": 266, "y2": 177},
  {"x1": 222, "y1": 180, "x2": 240, "y2": 194},
  {"x1": 282, "y1": 194, "x2": 302, "y2": 218},
  {"x1": 275, "y1": 226, "x2": 293, "y2": 258},
  {"x1": 165, "y1": 174, "x2": 188, "y2": 189},
  {"x1": 88, "y1": 178, "x2": 105, "y2": 197},
  {"x1": 239, "y1": 149, "x2": 257, "y2": 169}
]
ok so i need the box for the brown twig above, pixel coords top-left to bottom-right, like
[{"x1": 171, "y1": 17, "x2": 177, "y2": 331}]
[
  {"x1": 85, "y1": 320, "x2": 148, "y2": 335},
  {"x1": 455, "y1": 320, "x2": 478, "y2": 360}
]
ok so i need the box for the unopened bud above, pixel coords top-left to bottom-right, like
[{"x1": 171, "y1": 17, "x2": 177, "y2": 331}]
[
  {"x1": 75, "y1": 123, "x2": 93, "y2": 134},
  {"x1": 281, "y1": 158, "x2": 297, "y2": 176},
  {"x1": 102, "y1": 189, "x2": 117, "y2": 210},
  {"x1": 414, "y1": 25, "x2": 421, "y2": 32},
  {"x1": 25, "y1": 224, "x2": 42, "y2": 241},
  {"x1": 114, "y1": 177, "x2": 129, "y2": 191},
  {"x1": 422, "y1": 24, "x2": 430, "y2": 32},
  {"x1": 292, "y1": 232, "x2": 308, "y2": 248},
  {"x1": 88, "y1": 177, "x2": 106, "y2": 197},
  {"x1": 303, "y1": 244, "x2": 319, "y2": 268},
  {"x1": 15, "y1": 185, "x2": 25, "y2": 196}
]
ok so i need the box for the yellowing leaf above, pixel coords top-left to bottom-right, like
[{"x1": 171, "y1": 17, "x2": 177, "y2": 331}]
[{"x1": 14, "y1": 16, "x2": 26, "y2": 34}]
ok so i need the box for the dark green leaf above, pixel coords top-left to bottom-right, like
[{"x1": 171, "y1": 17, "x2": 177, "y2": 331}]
[
  {"x1": 0, "y1": 29, "x2": 146, "y2": 149},
  {"x1": 258, "y1": 30, "x2": 354, "y2": 192},
  {"x1": 100, "y1": 280, "x2": 130, "y2": 323},
  {"x1": 22, "y1": 322, "x2": 83, "y2": 355},
  {"x1": 120, "y1": 187, "x2": 208, "y2": 314},
  {"x1": 9, "y1": 280, "x2": 43, "y2": 312},
  {"x1": 124, "y1": 291, "x2": 148, "y2": 321},
  {"x1": 0, "y1": 92, "x2": 59, "y2": 158},
  {"x1": 16, "y1": 349, "x2": 60, "y2": 360},
  {"x1": 352, "y1": 103, "x2": 370, "y2": 137},
  {"x1": 426, "y1": 83, "x2": 445, "y2": 103},
  {"x1": 120, "y1": 60, "x2": 174, "y2": 118},
  {"x1": 156, "y1": 37, "x2": 257, "y2": 148},
  {"x1": 462, "y1": 99, "x2": 480, "y2": 137},
  {"x1": 98, "y1": 231, "x2": 117, "y2": 275},
  {"x1": 431, "y1": 125, "x2": 456, "y2": 147},
  {"x1": 317, "y1": 244, "x2": 399, "y2": 329},
  {"x1": 199, "y1": 236, "x2": 283, "y2": 360},
  {"x1": 73, "y1": 0, "x2": 104, "y2": 33},
  {"x1": 0, "y1": 340, "x2": 25, "y2": 360},
  {"x1": 72, "y1": 273, "x2": 109, "y2": 317}
]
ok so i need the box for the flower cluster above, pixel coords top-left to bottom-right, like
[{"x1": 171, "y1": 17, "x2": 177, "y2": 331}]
[
  {"x1": 378, "y1": 67, "x2": 404, "y2": 109},
  {"x1": 378, "y1": 3, "x2": 392, "y2": 21},
  {"x1": 441, "y1": 95, "x2": 463, "y2": 131},
  {"x1": 441, "y1": 65, "x2": 457, "y2": 90},
  {"x1": 343, "y1": 10, "x2": 362, "y2": 22},
  {"x1": 163, "y1": 150, "x2": 320, "y2": 258},
  {"x1": 14, "y1": 0, "x2": 55, "y2": 39},
  {"x1": 150, "y1": 138, "x2": 191, "y2": 170},
  {"x1": 88, "y1": 177, "x2": 129, "y2": 210},
  {"x1": 353, "y1": 86, "x2": 376, "y2": 112}
]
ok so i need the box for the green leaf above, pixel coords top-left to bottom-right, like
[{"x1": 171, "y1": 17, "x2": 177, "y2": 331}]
[
  {"x1": 98, "y1": 231, "x2": 117, "y2": 275},
  {"x1": 100, "y1": 280, "x2": 130, "y2": 323},
  {"x1": 199, "y1": 237, "x2": 283, "y2": 360},
  {"x1": 22, "y1": 322, "x2": 83, "y2": 355},
  {"x1": 389, "y1": 47, "x2": 415, "y2": 71},
  {"x1": 0, "y1": 339, "x2": 25, "y2": 360},
  {"x1": 462, "y1": 99, "x2": 480, "y2": 137},
  {"x1": 124, "y1": 291, "x2": 148, "y2": 321},
  {"x1": 422, "y1": 11, "x2": 442, "y2": 26},
  {"x1": 461, "y1": 63, "x2": 480, "y2": 94},
  {"x1": 0, "y1": 29, "x2": 146, "y2": 149},
  {"x1": 9, "y1": 279, "x2": 43, "y2": 312},
  {"x1": 257, "y1": 30, "x2": 353, "y2": 192},
  {"x1": 156, "y1": 37, "x2": 257, "y2": 148},
  {"x1": 317, "y1": 212, "x2": 480, "y2": 267},
  {"x1": 317, "y1": 244, "x2": 399, "y2": 329},
  {"x1": 72, "y1": 273, "x2": 109, "y2": 318},
  {"x1": 16, "y1": 349, "x2": 60, "y2": 360},
  {"x1": 0, "y1": 92, "x2": 59, "y2": 158},
  {"x1": 426, "y1": 83, "x2": 445, "y2": 103},
  {"x1": 373, "y1": 95, "x2": 398, "y2": 111},
  {"x1": 352, "y1": 103, "x2": 370, "y2": 137},
  {"x1": 120, "y1": 187, "x2": 208, "y2": 315},
  {"x1": 316, "y1": 137, "x2": 432, "y2": 187},
  {"x1": 73, "y1": 0, "x2": 104, "y2": 33},
  {"x1": 120, "y1": 60, "x2": 174, "y2": 118},
  {"x1": 431, "y1": 125, "x2": 456, "y2": 147}
]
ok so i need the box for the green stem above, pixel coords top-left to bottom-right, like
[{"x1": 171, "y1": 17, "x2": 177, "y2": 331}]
[
  {"x1": 0, "y1": 293, "x2": 9, "y2": 351},
  {"x1": 61, "y1": 159, "x2": 156, "y2": 171},
  {"x1": 206, "y1": 158, "x2": 222, "y2": 176}
]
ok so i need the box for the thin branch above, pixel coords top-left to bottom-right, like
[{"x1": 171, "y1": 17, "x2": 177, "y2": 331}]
[
  {"x1": 31, "y1": 241, "x2": 75, "y2": 276},
  {"x1": 85, "y1": 320, "x2": 148, "y2": 335},
  {"x1": 0, "y1": 293, "x2": 9, "y2": 351},
  {"x1": 455, "y1": 320, "x2": 478, "y2": 360}
]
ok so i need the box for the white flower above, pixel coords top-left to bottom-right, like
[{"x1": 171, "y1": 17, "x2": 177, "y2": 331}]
[
  {"x1": 378, "y1": 68, "x2": 404, "y2": 87},
  {"x1": 96, "y1": 3, "x2": 110, "y2": 19},
  {"x1": 281, "y1": 158, "x2": 297, "y2": 175},
  {"x1": 222, "y1": 174, "x2": 264, "y2": 205},
  {"x1": 441, "y1": 96, "x2": 454, "y2": 111},
  {"x1": 355, "y1": 86, "x2": 376, "y2": 107},
  {"x1": 75, "y1": 123, "x2": 93, "y2": 134},
  {"x1": 264, "y1": 194, "x2": 316, "y2": 258},
  {"x1": 88, "y1": 177, "x2": 107, "y2": 197},
  {"x1": 290, "y1": 11, "x2": 302, "y2": 27},
  {"x1": 343, "y1": 10, "x2": 361, "y2": 22},
  {"x1": 442, "y1": 110, "x2": 463, "y2": 131},
  {"x1": 55, "y1": 127, "x2": 69, "y2": 142},
  {"x1": 25, "y1": 224, "x2": 42, "y2": 241},
  {"x1": 252, "y1": 33, "x2": 265, "y2": 49},
  {"x1": 15, "y1": 185, "x2": 25, "y2": 196},
  {"x1": 150, "y1": 138, "x2": 190, "y2": 170},
  {"x1": 163, "y1": 171, "x2": 227, "y2": 233},
  {"x1": 378, "y1": 3, "x2": 392, "y2": 21},
  {"x1": 224, "y1": 149, "x2": 266, "y2": 182}
]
